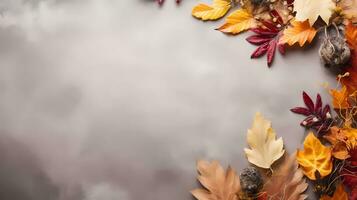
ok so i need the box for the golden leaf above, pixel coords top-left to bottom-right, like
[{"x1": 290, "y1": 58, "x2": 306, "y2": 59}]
[
  {"x1": 192, "y1": 0, "x2": 231, "y2": 21},
  {"x1": 324, "y1": 126, "x2": 357, "y2": 160},
  {"x1": 217, "y1": 9, "x2": 257, "y2": 34},
  {"x1": 294, "y1": 0, "x2": 335, "y2": 25},
  {"x1": 296, "y1": 132, "x2": 333, "y2": 180},
  {"x1": 320, "y1": 184, "x2": 348, "y2": 200},
  {"x1": 191, "y1": 160, "x2": 240, "y2": 200},
  {"x1": 280, "y1": 20, "x2": 317, "y2": 47},
  {"x1": 244, "y1": 113, "x2": 285, "y2": 169},
  {"x1": 264, "y1": 154, "x2": 308, "y2": 200},
  {"x1": 329, "y1": 86, "x2": 350, "y2": 109}
]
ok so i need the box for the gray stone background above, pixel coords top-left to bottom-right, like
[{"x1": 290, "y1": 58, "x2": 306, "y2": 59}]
[{"x1": 0, "y1": 0, "x2": 337, "y2": 199}]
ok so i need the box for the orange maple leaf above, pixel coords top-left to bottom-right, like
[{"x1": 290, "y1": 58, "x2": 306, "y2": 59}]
[
  {"x1": 296, "y1": 132, "x2": 333, "y2": 180},
  {"x1": 329, "y1": 86, "x2": 350, "y2": 109},
  {"x1": 324, "y1": 126, "x2": 357, "y2": 160},
  {"x1": 280, "y1": 20, "x2": 317, "y2": 47}
]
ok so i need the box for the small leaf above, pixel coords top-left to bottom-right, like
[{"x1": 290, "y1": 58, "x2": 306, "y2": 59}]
[
  {"x1": 280, "y1": 20, "x2": 317, "y2": 47},
  {"x1": 244, "y1": 112, "x2": 285, "y2": 169},
  {"x1": 267, "y1": 39, "x2": 277, "y2": 66},
  {"x1": 246, "y1": 35, "x2": 273, "y2": 45},
  {"x1": 302, "y1": 91, "x2": 314, "y2": 112},
  {"x1": 192, "y1": 0, "x2": 231, "y2": 21},
  {"x1": 217, "y1": 8, "x2": 257, "y2": 34},
  {"x1": 251, "y1": 42, "x2": 270, "y2": 58},
  {"x1": 296, "y1": 132, "x2": 333, "y2": 180},
  {"x1": 290, "y1": 107, "x2": 312, "y2": 116}
]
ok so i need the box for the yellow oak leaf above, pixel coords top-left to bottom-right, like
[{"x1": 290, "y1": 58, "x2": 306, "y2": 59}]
[
  {"x1": 320, "y1": 184, "x2": 348, "y2": 200},
  {"x1": 192, "y1": 0, "x2": 231, "y2": 21},
  {"x1": 217, "y1": 8, "x2": 257, "y2": 34},
  {"x1": 329, "y1": 85, "x2": 350, "y2": 109},
  {"x1": 191, "y1": 160, "x2": 240, "y2": 200},
  {"x1": 294, "y1": 0, "x2": 336, "y2": 25},
  {"x1": 244, "y1": 113, "x2": 285, "y2": 169},
  {"x1": 324, "y1": 126, "x2": 357, "y2": 160},
  {"x1": 296, "y1": 132, "x2": 333, "y2": 180},
  {"x1": 280, "y1": 20, "x2": 317, "y2": 47}
]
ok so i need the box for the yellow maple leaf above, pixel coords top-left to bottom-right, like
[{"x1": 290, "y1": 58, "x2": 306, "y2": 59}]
[
  {"x1": 280, "y1": 20, "x2": 317, "y2": 47},
  {"x1": 294, "y1": 0, "x2": 335, "y2": 25},
  {"x1": 192, "y1": 0, "x2": 231, "y2": 21},
  {"x1": 244, "y1": 113, "x2": 285, "y2": 169},
  {"x1": 296, "y1": 132, "x2": 333, "y2": 180},
  {"x1": 191, "y1": 160, "x2": 240, "y2": 200},
  {"x1": 217, "y1": 8, "x2": 257, "y2": 34},
  {"x1": 329, "y1": 85, "x2": 350, "y2": 109},
  {"x1": 324, "y1": 126, "x2": 357, "y2": 160},
  {"x1": 320, "y1": 184, "x2": 348, "y2": 200}
]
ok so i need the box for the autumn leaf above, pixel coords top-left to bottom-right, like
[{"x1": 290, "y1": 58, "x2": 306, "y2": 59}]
[
  {"x1": 296, "y1": 132, "x2": 333, "y2": 180},
  {"x1": 324, "y1": 126, "x2": 357, "y2": 160},
  {"x1": 329, "y1": 86, "x2": 350, "y2": 109},
  {"x1": 244, "y1": 112, "x2": 285, "y2": 169},
  {"x1": 345, "y1": 21, "x2": 357, "y2": 49},
  {"x1": 217, "y1": 9, "x2": 257, "y2": 34},
  {"x1": 320, "y1": 184, "x2": 348, "y2": 200},
  {"x1": 263, "y1": 154, "x2": 308, "y2": 200},
  {"x1": 280, "y1": 20, "x2": 317, "y2": 47},
  {"x1": 293, "y1": 0, "x2": 336, "y2": 25},
  {"x1": 192, "y1": 0, "x2": 231, "y2": 21},
  {"x1": 191, "y1": 160, "x2": 240, "y2": 200}
]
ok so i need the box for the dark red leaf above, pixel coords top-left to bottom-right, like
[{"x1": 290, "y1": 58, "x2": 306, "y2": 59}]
[
  {"x1": 251, "y1": 42, "x2": 269, "y2": 58},
  {"x1": 278, "y1": 43, "x2": 285, "y2": 55},
  {"x1": 246, "y1": 35, "x2": 273, "y2": 45},
  {"x1": 261, "y1": 21, "x2": 280, "y2": 33},
  {"x1": 303, "y1": 91, "x2": 314, "y2": 112},
  {"x1": 267, "y1": 40, "x2": 277, "y2": 67},
  {"x1": 290, "y1": 107, "x2": 311, "y2": 115},
  {"x1": 322, "y1": 105, "x2": 331, "y2": 117},
  {"x1": 315, "y1": 94, "x2": 322, "y2": 113},
  {"x1": 251, "y1": 28, "x2": 278, "y2": 36}
]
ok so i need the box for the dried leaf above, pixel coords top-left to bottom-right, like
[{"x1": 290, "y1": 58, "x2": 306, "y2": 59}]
[
  {"x1": 244, "y1": 112, "x2": 285, "y2": 169},
  {"x1": 264, "y1": 154, "x2": 308, "y2": 200},
  {"x1": 293, "y1": 0, "x2": 335, "y2": 25},
  {"x1": 217, "y1": 8, "x2": 257, "y2": 34},
  {"x1": 324, "y1": 126, "x2": 357, "y2": 160},
  {"x1": 280, "y1": 20, "x2": 317, "y2": 47},
  {"x1": 320, "y1": 184, "x2": 348, "y2": 200},
  {"x1": 296, "y1": 132, "x2": 333, "y2": 180},
  {"x1": 191, "y1": 160, "x2": 241, "y2": 200},
  {"x1": 192, "y1": 0, "x2": 231, "y2": 21},
  {"x1": 329, "y1": 86, "x2": 350, "y2": 109}
]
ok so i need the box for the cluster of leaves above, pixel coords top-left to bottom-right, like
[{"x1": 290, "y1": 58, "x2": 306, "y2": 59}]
[
  {"x1": 191, "y1": 0, "x2": 357, "y2": 67},
  {"x1": 289, "y1": 22, "x2": 357, "y2": 199},
  {"x1": 192, "y1": 113, "x2": 308, "y2": 200}
]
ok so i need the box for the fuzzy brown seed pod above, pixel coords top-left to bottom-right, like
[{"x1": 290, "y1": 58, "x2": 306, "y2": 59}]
[
  {"x1": 319, "y1": 36, "x2": 351, "y2": 68},
  {"x1": 239, "y1": 167, "x2": 263, "y2": 198}
]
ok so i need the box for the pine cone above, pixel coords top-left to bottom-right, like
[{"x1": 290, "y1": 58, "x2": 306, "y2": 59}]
[
  {"x1": 319, "y1": 36, "x2": 351, "y2": 69},
  {"x1": 239, "y1": 167, "x2": 263, "y2": 197}
]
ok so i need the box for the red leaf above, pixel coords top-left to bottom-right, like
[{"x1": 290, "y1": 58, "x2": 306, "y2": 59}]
[
  {"x1": 303, "y1": 91, "x2": 314, "y2": 112},
  {"x1": 246, "y1": 35, "x2": 273, "y2": 45},
  {"x1": 267, "y1": 40, "x2": 277, "y2": 67},
  {"x1": 270, "y1": 10, "x2": 284, "y2": 25},
  {"x1": 261, "y1": 21, "x2": 280, "y2": 33},
  {"x1": 278, "y1": 43, "x2": 285, "y2": 55},
  {"x1": 322, "y1": 105, "x2": 331, "y2": 116},
  {"x1": 251, "y1": 42, "x2": 269, "y2": 58},
  {"x1": 290, "y1": 107, "x2": 311, "y2": 115},
  {"x1": 315, "y1": 94, "x2": 322, "y2": 113},
  {"x1": 251, "y1": 28, "x2": 278, "y2": 36}
]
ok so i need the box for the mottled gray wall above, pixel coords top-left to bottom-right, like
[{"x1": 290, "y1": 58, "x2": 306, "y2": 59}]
[{"x1": 0, "y1": 0, "x2": 336, "y2": 199}]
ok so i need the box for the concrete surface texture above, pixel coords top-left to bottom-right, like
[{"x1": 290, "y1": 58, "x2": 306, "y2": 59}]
[{"x1": 0, "y1": 0, "x2": 336, "y2": 199}]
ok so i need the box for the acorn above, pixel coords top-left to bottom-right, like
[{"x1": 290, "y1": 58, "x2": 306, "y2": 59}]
[
  {"x1": 239, "y1": 167, "x2": 263, "y2": 198},
  {"x1": 319, "y1": 35, "x2": 351, "y2": 69}
]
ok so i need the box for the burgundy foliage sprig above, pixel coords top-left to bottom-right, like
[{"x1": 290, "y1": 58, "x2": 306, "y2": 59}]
[
  {"x1": 246, "y1": 21, "x2": 285, "y2": 67},
  {"x1": 290, "y1": 92, "x2": 333, "y2": 134}
]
